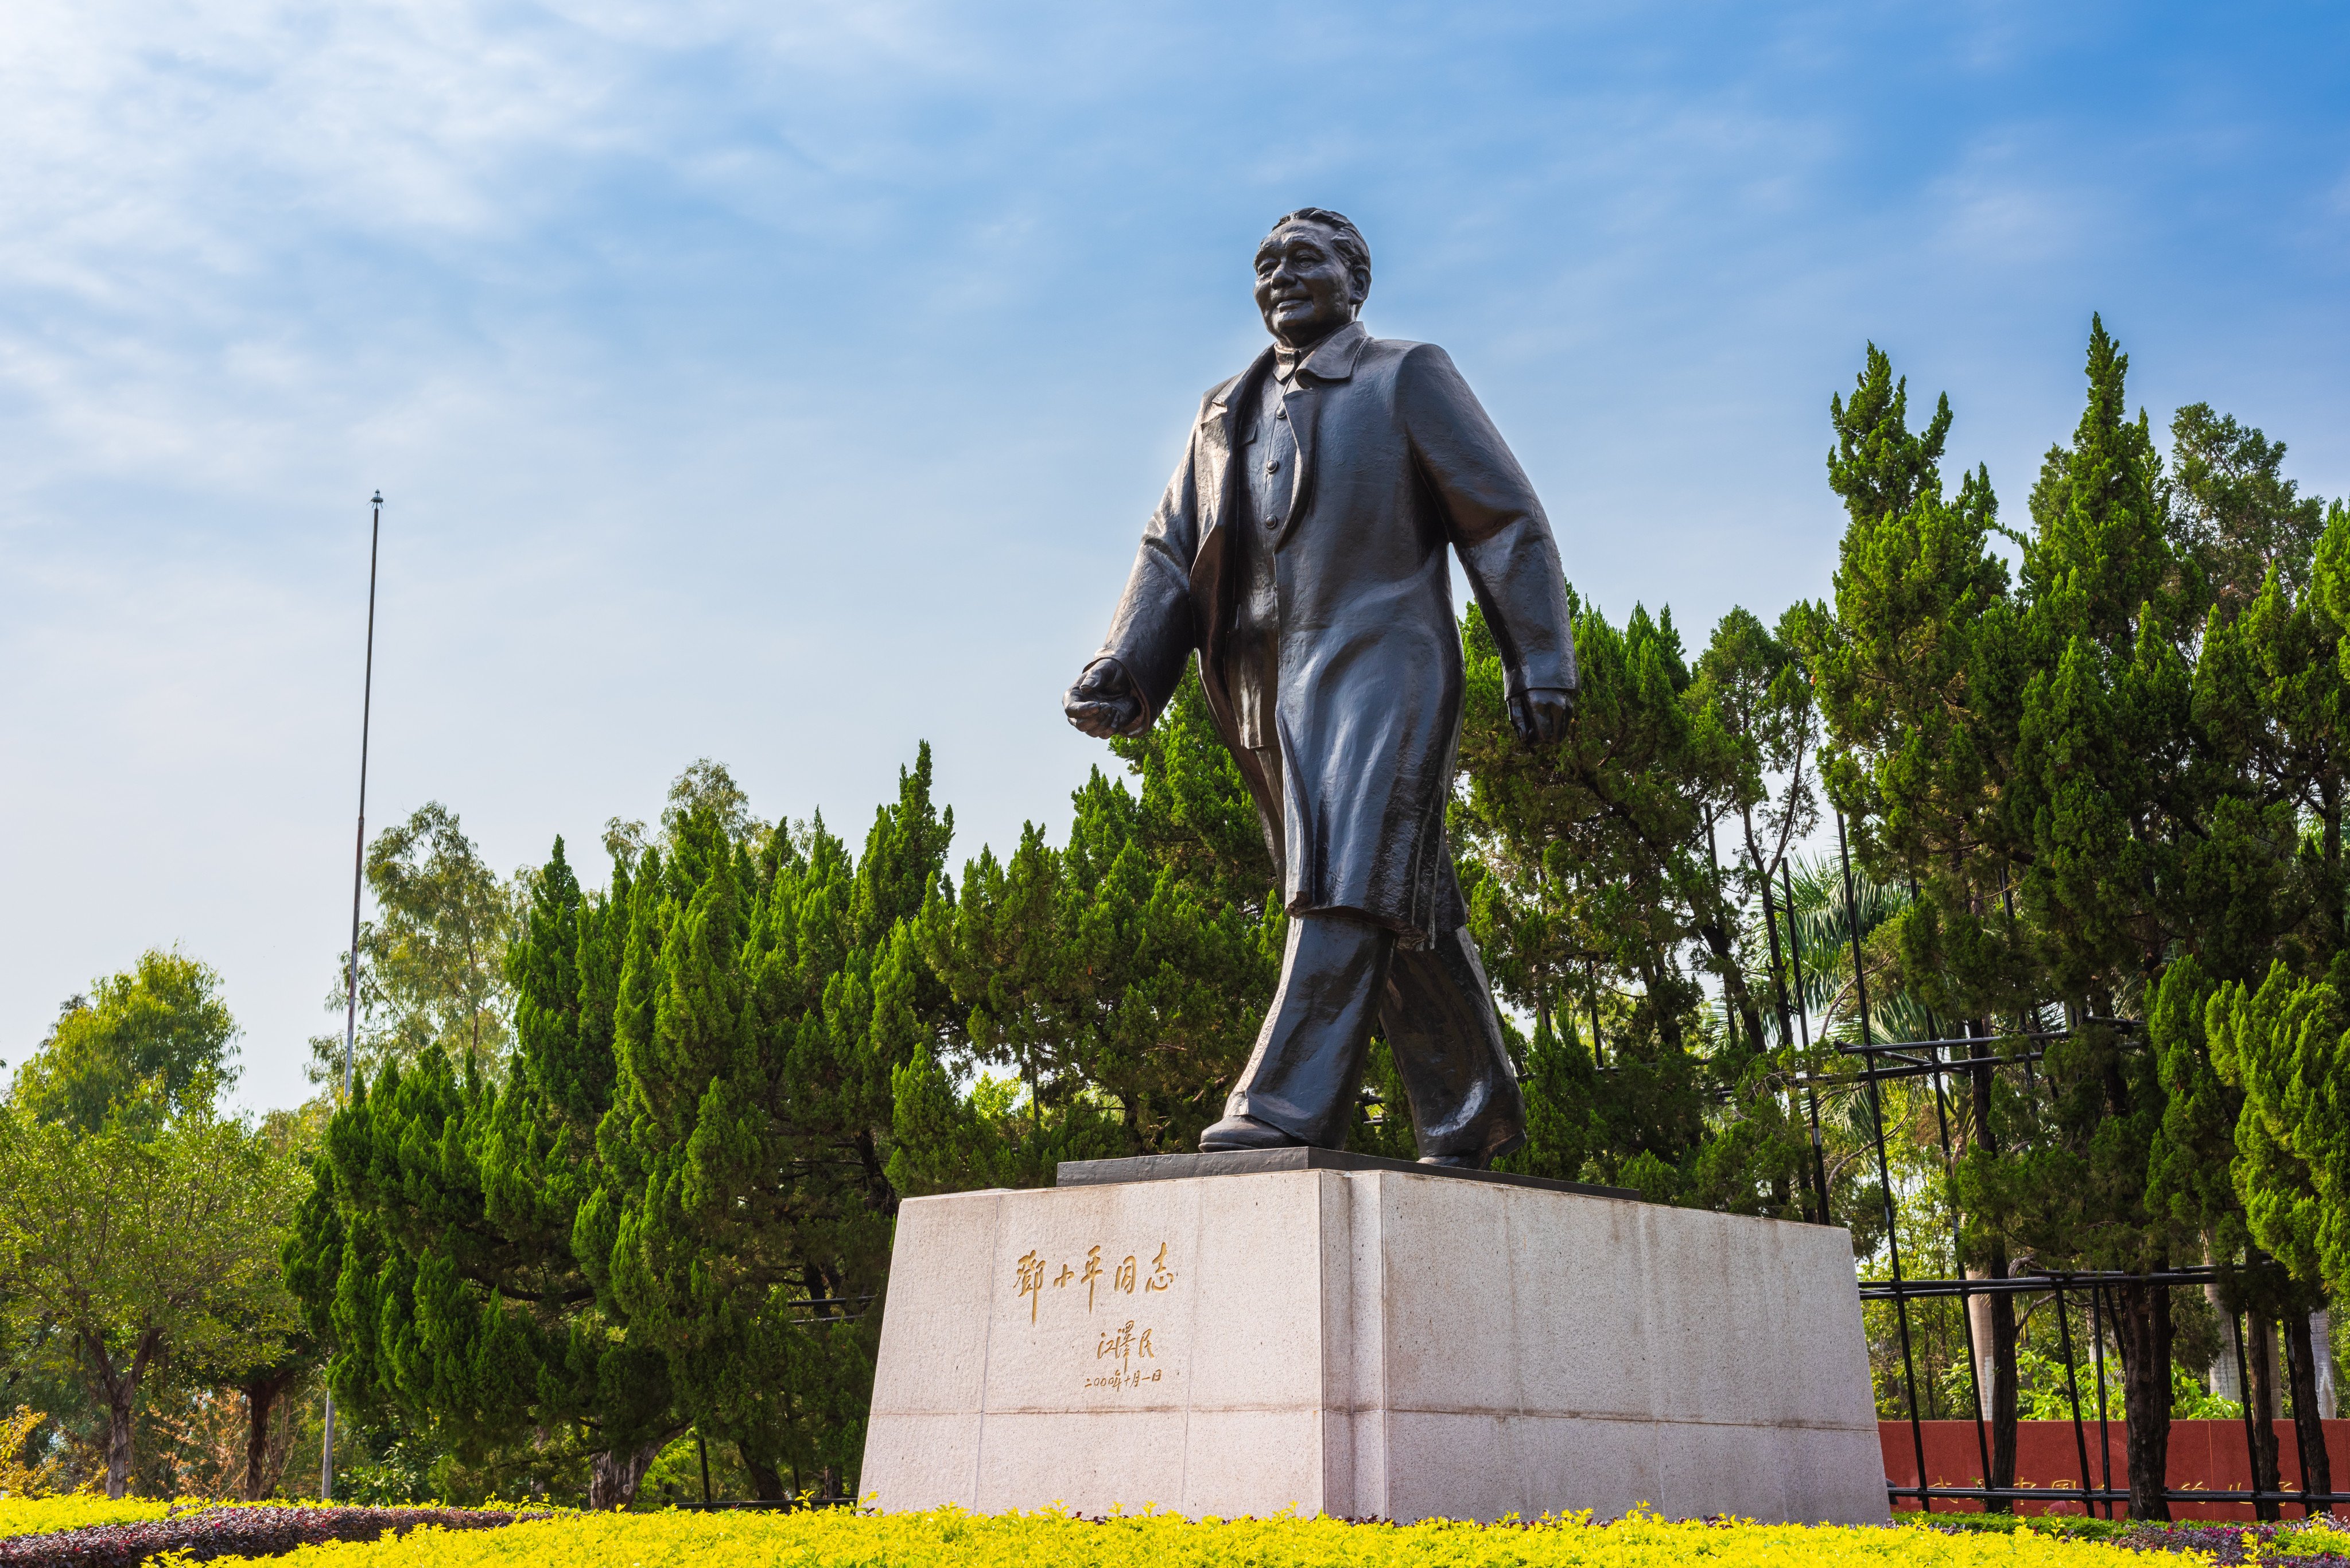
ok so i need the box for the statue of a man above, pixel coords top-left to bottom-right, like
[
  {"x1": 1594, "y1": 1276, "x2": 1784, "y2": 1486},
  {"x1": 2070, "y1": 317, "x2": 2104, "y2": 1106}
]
[{"x1": 1065, "y1": 208, "x2": 1576, "y2": 1169}]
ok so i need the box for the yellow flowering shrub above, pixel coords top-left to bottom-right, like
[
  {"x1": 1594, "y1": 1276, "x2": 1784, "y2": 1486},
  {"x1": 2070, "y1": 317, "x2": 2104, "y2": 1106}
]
[
  {"x1": 267, "y1": 1505, "x2": 2198, "y2": 1568},
  {"x1": 0, "y1": 1495, "x2": 173, "y2": 1536}
]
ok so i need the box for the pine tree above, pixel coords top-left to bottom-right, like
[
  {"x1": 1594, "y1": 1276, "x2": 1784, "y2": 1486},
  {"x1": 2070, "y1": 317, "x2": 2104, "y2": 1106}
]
[
  {"x1": 593, "y1": 753, "x2": 949, "y2": 1499},
  {"x1": 285, "y1": 836, "x2": 678, "y2": 1507},
  {"x1": 913, "y1": 670, "x2": 1283, "y2": 1174},
  {"x1": 1808, "y1": 344, "x2": 2033, "y2": 1499},
  {"x1": 2203, "y1": 962, "x2": 2345, "y2": 1504},
  {"x1": 2003, "y1": 317, "x2": 2192, "y2": 1519},
  {"x1": 1454, "y1": 593, "x2": 1723, "y2": 1198}
]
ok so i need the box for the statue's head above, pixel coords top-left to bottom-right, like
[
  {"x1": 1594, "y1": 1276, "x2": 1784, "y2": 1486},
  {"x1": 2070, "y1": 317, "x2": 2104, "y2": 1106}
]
[{"x1": 1253, "y1": 208, "x2": 1371, "y2": 348}]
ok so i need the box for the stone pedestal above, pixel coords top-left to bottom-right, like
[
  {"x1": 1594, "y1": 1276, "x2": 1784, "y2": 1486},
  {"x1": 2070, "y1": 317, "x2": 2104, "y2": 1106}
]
[{"x1": 860, "y1": 1151, "x2": 1887, "y2": 1523}]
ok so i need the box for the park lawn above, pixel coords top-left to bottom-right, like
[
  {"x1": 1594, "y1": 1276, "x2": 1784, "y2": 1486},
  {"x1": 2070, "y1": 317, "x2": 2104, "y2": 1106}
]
[{"x1": 263, "y1": 1506, "x2": 2227, "y2": 1568}]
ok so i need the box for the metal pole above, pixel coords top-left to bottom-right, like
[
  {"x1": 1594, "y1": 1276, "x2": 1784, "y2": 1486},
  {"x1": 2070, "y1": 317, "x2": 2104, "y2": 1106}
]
[
  {"x1": 321, "y1": 491, "x2": 382, "y2": 1502},
  {"x1": 2089, "y1": 1283, "x2": 2114, "y2": 1518},
  {"x1": 1782, "y1": 863, "x2": 1830, "y2": 1220},
  {"x1": 2234, "y1": 1305, "x2": 2264, "y2": 1519},
  {"x1": 1910, "y1": 912, "x2": 1995, "y2": 1498},
  {"x1": 2053, "y1": 1282, "x2": 2096, "y2": 1515},
  {"x1": 1836, "y1": 813, "x2": 1928, "y2": 1509},
  {"x1": 698, "y1": 1431, "x2": 713, "y2": 1505}
]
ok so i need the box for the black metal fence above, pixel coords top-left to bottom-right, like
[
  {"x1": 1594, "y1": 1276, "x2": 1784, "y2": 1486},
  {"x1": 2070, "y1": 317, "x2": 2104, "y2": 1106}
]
[{"x1": 1795, "y1": 814, "x2": 2346, "y2": 1517}]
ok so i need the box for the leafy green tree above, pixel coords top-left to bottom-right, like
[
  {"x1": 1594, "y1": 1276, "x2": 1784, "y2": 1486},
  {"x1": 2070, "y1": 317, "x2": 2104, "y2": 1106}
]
[
  {"x1": 310, "y1": 803, "x2": 520, "y2": 1087},
  {"x1": 286, "y1": 835, "x2": 678, "y2": 1508},
  {"x1": 1689, "y1": 606, "x2": 1821, "y2": 1030},
  {"x1": 2168, "y1": 403, "x2": 2329, "y2": 618},
  {"x1": 1989, "y1": 317, "x2": 2193, "y2": 1519},
  {"x1": 895, "y1": 668, "x2": 1281, "y2": 1184},
  {"x1": 2201, "y1": 962, "x2": 2345, "y2": 1505},
  {"x1": 590, "y1": 752, "x2": 949, "y2": 1499},
  {"x1": 1454, "y1": 594, "x2": 1725, "y2": 1198},
  {"x1": 13, "y1": 951, "x2": 238, "y2": 1133},
  {"x1": 0, "y1": 1099, "x2": 298, "y2": 1497}
]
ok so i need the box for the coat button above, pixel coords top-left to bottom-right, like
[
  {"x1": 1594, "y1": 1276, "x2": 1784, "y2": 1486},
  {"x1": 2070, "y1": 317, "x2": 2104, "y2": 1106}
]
[
  {"x1": 1265, "y1": 460, "x2": 1281, "y2": 474},
  {"x1": 1275, "y1": 408, "x2": 1288, "y2": 421}
]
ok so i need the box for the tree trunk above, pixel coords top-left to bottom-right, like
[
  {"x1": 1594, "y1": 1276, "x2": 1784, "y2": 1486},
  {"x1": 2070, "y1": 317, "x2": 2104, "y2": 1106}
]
[
  {"x1": 1988, "y1": 1286, "x2": 2019, "y2": 1508},
  {"x1": 242, "y1": 1367, "x2": 300, "y2": 1501},
  {"x1": 2248, "y1": 1309, "x2": 2282, "y2": 1520},
  {"x1": 1966, "y1": 1029, "x2": 2019, "y2": 1511},
  {"x1": 586, "y1": 1437, "x2": 669, "y2": 1511},
  {"x1": 244, "y1": 1380, "x2": 275, "y2": 1501},
  {"x1": 104, "y1": 1384, "x2": 136, "y2": 1500},
  {"x1": 2282, "y1": 1310, "x2": 2334, "y2": 1512},
  {"x1": 2209, "y1": 1282, "x2": 2244, "y2": 1405},
  {"x1": 2110, "y1": 1281, "x2": 2173, "y2": 1521},
  {"x1": 2313, "y1": 1309, "x2": 2339, "y2": 1418},
  {"x1": 744, "y1": 1453, "x2": 787, "y2": 1501}
]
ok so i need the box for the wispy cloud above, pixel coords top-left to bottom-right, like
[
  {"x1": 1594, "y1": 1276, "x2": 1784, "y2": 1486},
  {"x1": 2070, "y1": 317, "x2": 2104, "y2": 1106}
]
[{"x1": 4, "y1": 0, "x2": 2347, "y2": 1106}]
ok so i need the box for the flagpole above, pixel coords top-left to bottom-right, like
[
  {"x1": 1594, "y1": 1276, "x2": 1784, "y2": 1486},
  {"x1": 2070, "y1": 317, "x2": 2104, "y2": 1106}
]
[{"x1": 322, "y1": 490, "x2": 382, "y2": 1501}]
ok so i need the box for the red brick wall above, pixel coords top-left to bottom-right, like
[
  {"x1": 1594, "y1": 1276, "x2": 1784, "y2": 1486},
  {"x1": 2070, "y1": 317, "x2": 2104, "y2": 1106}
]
[{"x1": 1879, "y1": 1419, "x2": 2350, "y2": 1519}]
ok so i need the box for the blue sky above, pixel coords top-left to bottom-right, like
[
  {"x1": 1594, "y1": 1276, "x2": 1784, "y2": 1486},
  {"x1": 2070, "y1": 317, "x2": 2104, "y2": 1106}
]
[{"x1": 4, "y1": 1, "x2": 2347, "y2": 1111}]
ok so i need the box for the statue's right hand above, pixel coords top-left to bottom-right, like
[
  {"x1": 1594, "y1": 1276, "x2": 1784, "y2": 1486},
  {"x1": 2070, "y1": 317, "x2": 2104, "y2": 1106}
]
[{"x1": 1065, "y1": 660, "x2": 1144, "y2": 739}]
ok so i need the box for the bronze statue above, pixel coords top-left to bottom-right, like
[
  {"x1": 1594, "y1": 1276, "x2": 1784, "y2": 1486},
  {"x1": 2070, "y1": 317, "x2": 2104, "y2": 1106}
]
[{"x1": 1066, "y1": 209, "x2": 1575, "y2": 1169}]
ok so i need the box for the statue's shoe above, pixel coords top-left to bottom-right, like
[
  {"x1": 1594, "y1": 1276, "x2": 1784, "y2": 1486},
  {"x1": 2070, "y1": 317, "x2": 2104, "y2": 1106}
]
[
  {"x1": 1416, "y1": 1151, "x2": 1490, "y2": 1170},
  {"x1": 1197, "y1": 1114, "x2": 1304, "y2": 1152}
]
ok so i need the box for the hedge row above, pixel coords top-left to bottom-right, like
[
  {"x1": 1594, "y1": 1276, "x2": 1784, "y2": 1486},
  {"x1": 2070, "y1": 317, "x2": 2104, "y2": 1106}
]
[{"x1": 0, "y1": 1505, "x2": 538, "y2": 1565}]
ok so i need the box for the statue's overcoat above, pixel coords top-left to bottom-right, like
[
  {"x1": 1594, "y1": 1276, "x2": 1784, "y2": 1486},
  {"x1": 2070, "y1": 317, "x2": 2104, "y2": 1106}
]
[{"x1": 1094, "y1": 321, "x2": 1575, "y2": 944}]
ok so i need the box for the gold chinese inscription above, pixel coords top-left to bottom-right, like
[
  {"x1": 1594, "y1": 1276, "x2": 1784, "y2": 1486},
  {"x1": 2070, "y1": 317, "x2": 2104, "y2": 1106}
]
[
  {"x1": 1009, "y1": 1239, "x2": 1179, "y2": 1391},
  {"x1": 1010, "y1": 1240, "x2": 1177, "y2": 1319},
  {"x1": 1084, "y1": 1318, "x2": 1162, "y2": 1390},
  {"x1": 1015, "y1": 1250, "x2": 1047, "y2": 1324}
]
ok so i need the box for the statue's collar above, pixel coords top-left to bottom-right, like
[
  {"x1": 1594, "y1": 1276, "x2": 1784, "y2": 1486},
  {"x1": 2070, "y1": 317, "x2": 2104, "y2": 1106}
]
[
  {"x1": 1288, "y1": 319, "x2": 1368, "y2": 382},
  {"x1": 1220, "y1": 321, "x2": 1368, "y2": 408}
]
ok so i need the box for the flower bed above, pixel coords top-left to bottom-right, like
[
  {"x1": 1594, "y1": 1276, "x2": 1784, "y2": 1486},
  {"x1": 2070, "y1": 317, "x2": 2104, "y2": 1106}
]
[
  {"x1": 7, "y1": 1502, "x2": 2343, "y2": 1567},
  {"x1": 0, "y1": 1504, "x2": 539, "y2": 1565},
  {"x1": 242, "y1": 1507, "x2": 2265, "y2": 1568}
]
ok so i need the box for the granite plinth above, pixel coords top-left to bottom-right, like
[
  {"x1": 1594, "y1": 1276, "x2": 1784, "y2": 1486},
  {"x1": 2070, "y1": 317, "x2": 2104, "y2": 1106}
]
[
  {"x1": 1056, "y1": 1145, "x2": 1641, "y2": 1200},
  {"x1": 859, "y1": 1165, "x2": 1887, "y2": 1524}
]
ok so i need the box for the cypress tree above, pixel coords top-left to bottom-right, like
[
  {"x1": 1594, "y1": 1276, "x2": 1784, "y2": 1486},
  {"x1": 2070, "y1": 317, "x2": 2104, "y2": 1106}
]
[
  {"x1": 1809, "y1": 344, "x2": 2030, "y2": 1496},
  {"x1": 595, "y1": 753, "x2": 949, "y2": 1498},
  {"x1": 2003, "y1": 317, "x2": 2190, "y2": 1519},
  {"x1": 286, "y1": 836, "x2": 679, "y2": 1506}
]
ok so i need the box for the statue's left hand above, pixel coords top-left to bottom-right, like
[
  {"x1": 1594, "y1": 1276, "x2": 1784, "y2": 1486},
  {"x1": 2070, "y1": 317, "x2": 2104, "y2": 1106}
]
[{"x1": 1509, "y1": 687, "x2": 1573, "y2": 749}]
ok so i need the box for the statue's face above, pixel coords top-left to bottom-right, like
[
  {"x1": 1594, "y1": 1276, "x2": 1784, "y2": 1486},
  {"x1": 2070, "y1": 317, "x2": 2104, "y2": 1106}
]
[{"x1": 1253, "y1": 221, "x2": 1359, "y2": 347}]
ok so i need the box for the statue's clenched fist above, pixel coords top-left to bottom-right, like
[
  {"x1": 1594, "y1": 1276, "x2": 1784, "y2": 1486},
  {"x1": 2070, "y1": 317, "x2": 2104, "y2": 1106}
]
[{"x1": 1064, "y1": 659, "x2": 1145, "y2": 738}]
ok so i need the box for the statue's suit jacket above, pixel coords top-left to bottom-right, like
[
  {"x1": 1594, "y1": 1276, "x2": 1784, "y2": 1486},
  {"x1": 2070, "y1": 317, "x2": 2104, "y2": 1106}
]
[{"x1": 1095, "y1": 321, "x2": 1575, "y2": 944}]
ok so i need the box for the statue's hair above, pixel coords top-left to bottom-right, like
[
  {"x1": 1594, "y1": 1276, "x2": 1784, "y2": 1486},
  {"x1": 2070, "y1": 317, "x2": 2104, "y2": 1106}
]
[{"x1": 1266, "y1": 207, "x2": 1372, "y2": 301}]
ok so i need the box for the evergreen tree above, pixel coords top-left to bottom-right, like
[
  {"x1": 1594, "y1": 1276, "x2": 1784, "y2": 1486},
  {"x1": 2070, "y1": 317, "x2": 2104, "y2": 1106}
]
[
  {"x1": 2203, "y1": 962, "x2": 2345, "y2": 1504},
  {"x1": 1999, "y1": 317, "x2": 2192, "y2": 1519},
  {"x1": 285, "y1": 836, "x2": 678, "y2": 1507},
  {"x1": 1808, "y1": 343, "x2": 2033, "y2": 1499},
  {"x1": 1454, "y1": 593, "x2": 1725, "y2": 1199},
  {"x1": 900, "y1": 669, "x2": 1281, "y2": 1181},
  {"x1": 592, "y1": 753, "x2": 949, "y2": 1498}
]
